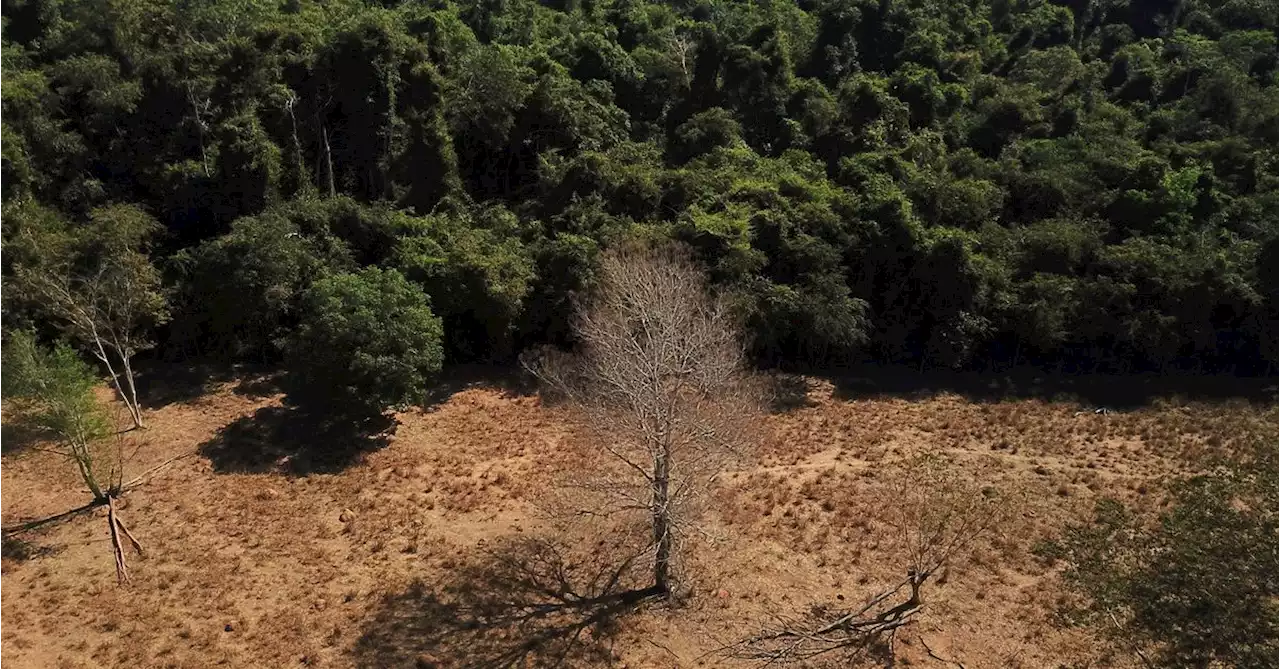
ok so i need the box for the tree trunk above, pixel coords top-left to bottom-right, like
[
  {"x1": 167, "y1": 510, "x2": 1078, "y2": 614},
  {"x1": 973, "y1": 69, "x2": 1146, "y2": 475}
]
[
  {"x1": 89, "y1": 330, "x2": 143, "y2": 429},
  {"x1": 187, "y1": 86, "x2": 211, "y2": 178},
  {"x1": 651, "y1": 448, "x2": 672, "y2": 595},
  {"x1": 119, "y1": 352, "x2": 144, "y2": 429},
  {"x1": 71, "y1": 442, "x2": 105, "y2": 502},
  {"x1": 322, "y1": 125, "x2": 336, "y2": 198}
]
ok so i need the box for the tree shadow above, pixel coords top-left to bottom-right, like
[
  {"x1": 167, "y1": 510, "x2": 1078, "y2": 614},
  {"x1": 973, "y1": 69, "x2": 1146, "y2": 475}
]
[
  {"x1": 418, "y1": 363, "x2": 537, "y2": 412},
  {"x1": 197, "y1": 406, "x2": 394, "y2": 476},
  {"x1": 823, "y1": 363, "x2": 1276, "y2": 410},
  {"x1": 131, "y1": 358, "x2": 278, "y2": 409},
  {"x1": 1, "y1": 421, "x2": 50, "y2": 456},
  {"x1": 352, "y1": 536, "x2": 659, "y2": 668},
  {"x1": 232, "y1": 372, "x2": 285, "y2": 400},
  {"x1": 768, "y1": 373, "x2": 816, "y2": 413}
]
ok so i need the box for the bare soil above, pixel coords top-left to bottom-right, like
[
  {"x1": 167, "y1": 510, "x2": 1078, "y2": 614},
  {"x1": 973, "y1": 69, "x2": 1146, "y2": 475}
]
[{"x1": 2, "y1": 368, "x2": 1273, "y2": 668}]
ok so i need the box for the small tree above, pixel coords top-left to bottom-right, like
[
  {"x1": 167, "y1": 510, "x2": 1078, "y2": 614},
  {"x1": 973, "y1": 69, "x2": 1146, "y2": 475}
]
[
  {"x1": 734, "y1": 455, "x2": 1004, "y2": 663},
  {"x1": 2, "y1": 330, "x2": 144, "y2": 583},
  {"x1": 526, "y1": 242, "x2": 765, "y2": 596},
  {"x1": 1036, "y1": 440, "x2": 1278, "y2": 668},
  {"x1": 283, "y1": 267, "x2": 444, "y2": 422},
  {"x1": 3, "y1": 330, "x2": 115, "y2": 500},
  {"x1": 10, "y1": 204, "x2": 169, "y2": 429}
]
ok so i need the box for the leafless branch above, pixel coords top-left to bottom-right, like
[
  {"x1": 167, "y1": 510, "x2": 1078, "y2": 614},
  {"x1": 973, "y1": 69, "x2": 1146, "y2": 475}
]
[
  {"x1": 728, "y1": 455, "x2": 1004, "y2": 665},
  {"x1": 525, "y1": 241, "x2": 767, "y2": 595}
]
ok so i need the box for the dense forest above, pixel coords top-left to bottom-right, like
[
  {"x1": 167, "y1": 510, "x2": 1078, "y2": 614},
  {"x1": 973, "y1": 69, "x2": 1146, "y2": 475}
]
[{"x1": 3, "y1": 0, "x2": 1277, "y2": 379}]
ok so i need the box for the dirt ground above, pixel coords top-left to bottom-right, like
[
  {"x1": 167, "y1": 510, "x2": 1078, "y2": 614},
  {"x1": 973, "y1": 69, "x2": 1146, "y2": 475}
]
[{"x1": 2, "y1": 366, "x2": 1274, "y2": 668}]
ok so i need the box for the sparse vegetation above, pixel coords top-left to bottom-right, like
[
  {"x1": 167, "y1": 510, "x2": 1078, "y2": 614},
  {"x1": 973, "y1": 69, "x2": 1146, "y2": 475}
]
[
  {"x1": 2, "y1": 367, "x2": 1276, "y2": 666},
  {"x1": 733, "y1": 454, "x2": 1006, "y2": 664},
  {"x1": 1036, "y1": 439, "x2": 1279, "y2": 668},
  {"x1": 3, "y1": 330, "x2": 114, "y2": 500},
  {"x1": 2, "y1": 330, "x2": 146, "y2": 583},
  {"x1": 7, "y1": 205, "x2": 168, "y2": 428}
]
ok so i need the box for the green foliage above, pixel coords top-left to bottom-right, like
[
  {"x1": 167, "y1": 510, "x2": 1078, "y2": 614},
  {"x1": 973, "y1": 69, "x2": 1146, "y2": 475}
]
[
  {"x1": 2, "y1": 330, "x2": 110, "y2": 443},
  {"x1": 392, "y1": 204, "x2": 535, "y2": 361},
  {"x1": 1037, "y1": 441, "x2": 1278, "y2": 667},
  {"x1": 2, "y1": 330, "x2": 112, "y2": 497},
  {"x1": 282, "y1": 267, "x2": 444, "y2": 420},
  {"x1": 7, "y1": 201, "x2": 169, "y2": 359},
  {"x1": 2, "y1": 0, "x2": 1276, "y2": 380},
  {"x1": 171, "y1": 202, "x2": 354, "y2": 359}
]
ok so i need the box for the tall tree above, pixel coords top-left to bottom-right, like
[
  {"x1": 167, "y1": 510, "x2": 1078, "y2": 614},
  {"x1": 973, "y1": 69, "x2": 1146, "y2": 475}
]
[{"x1": 526, "y1": 242, "x2": 765, "y2": 595}]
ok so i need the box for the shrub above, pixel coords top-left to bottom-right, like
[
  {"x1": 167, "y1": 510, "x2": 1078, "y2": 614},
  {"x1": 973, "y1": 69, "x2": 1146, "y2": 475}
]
[
  {"x1": 283, "y1": 267, "x2": 444, "y2": 422},
  {"x1": 1036, "y1": 440, "x2": 1278, "y2": 667}
]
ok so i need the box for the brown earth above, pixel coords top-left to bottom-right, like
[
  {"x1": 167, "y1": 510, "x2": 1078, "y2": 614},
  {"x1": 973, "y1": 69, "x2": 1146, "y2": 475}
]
[{"x1": 2, "y1": 367, "x2": 1273, "y2": 668}]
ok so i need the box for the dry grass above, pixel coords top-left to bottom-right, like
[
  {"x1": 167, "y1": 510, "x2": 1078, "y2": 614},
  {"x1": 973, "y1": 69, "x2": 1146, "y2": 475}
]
[{"x1": 1, "y1": 369, "x2": 1273, "y2": 668}]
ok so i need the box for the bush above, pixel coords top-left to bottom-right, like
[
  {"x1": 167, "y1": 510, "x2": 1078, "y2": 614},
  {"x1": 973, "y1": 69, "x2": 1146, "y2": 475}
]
[
  {"x1": 2, "y1": 330, "x2": 114, "y2": 498},
  {"x1": 282, "y1": 267, "x2": 444, "y2": 421},
  {"x1": 173, "y1": 209, "x2": 352, "y2": 360},
  {"x1": 1036, "y1": 440, "x2": 1278, "y2": 667}
]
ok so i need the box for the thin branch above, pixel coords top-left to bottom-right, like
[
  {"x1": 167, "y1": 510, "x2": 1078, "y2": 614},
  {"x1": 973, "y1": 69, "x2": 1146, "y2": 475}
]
[
  {"x1": 121, "y1": 452, "x2": 195, "y2": 491},
  {"x1": 920, "y1": 634, "x2": 966, "y2": 669}
]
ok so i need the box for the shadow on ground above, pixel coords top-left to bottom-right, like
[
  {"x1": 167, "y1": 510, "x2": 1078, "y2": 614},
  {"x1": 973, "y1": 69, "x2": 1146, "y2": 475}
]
[
  {"x1": 819, "y1": 364, "x2": 1276, "y2": 410},
  {"x1": 418, "y1": 363, "x2": 536, "y2": 411},
  {"x1": 132, "y1": 358, "x2": 282, "y2": 409},
  {"x1": 769, "y1": 373, "x2": 818, "y2": 413},
  {"x1": 197, "y1": 407, "x2": 394, "y2": 476},
  {"x1": 1, "y1": 422, "x2": 51, "y2": 456},
  {"x1": 352, "y1": 536, "x2": 658, "y2": 668}
]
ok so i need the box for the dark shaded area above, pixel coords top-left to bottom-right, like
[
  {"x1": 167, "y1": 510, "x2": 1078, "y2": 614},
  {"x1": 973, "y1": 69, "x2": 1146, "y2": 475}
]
[
  {"x1": 768, "y1": 373, "x2": 817, "y2": 413},
  {"x1": 131, "y1": 358, "x2": 280, "y2": 409},
  {"x1": 197, "y1": 406, "x2": 394, "y2": 476},
  {"x1": 0, "y1": 424, "x2": 42, "y2": 460},
  {"x1": 353, "y1": 536, "x2": 658, "y2": 668},
  {"x1": 419, "y1": 363, "x2": 536, "y2": 411},
  {"x1": 1, "y1": 535, "x2": 39, "y2": 562},
  {"x1": 233, "y1": 372, "x2": 285, "y2": 400},
  {"x1": 822, "y1": 364, "x2": 1277, "y2": 410}
]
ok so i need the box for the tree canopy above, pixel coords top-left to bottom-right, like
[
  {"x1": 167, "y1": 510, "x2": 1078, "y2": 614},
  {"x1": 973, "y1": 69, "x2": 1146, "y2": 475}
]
[
  {"x1": 2, "y1": 0, "x2": 1275, "y2": 375},
  {"x1": 281, "y1": 266, "x2": 444, "y2": 421}
]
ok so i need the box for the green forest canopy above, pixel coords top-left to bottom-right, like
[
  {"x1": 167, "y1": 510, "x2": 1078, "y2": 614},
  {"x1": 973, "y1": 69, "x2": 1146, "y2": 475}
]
[{"x1": 2, "y1": 0, "x2": 1276, "y2": 376}]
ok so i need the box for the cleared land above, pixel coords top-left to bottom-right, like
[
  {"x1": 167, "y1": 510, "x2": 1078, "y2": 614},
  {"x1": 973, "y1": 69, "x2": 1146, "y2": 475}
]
[{"x1": 2, "y1": 367, "x2": 1273, "y2": 668}]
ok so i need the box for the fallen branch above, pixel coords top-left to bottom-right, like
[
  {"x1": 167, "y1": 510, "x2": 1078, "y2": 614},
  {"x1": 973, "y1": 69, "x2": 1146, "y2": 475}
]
[
  {"x1": 729, "y1": 569, "x2": 932, "y2": 663},
  {"x1": 2, "y1": 452, "x2": 193, "y2": 537},
  {"x1": 115, "y1": 514, "x2": 144, "y2": 556},
  {"x1": 107, "y1": 495, "x2": 144, "y2": 585},
  {"x1": 122, "y1": 452, "x2": 195, "y2": 491}
]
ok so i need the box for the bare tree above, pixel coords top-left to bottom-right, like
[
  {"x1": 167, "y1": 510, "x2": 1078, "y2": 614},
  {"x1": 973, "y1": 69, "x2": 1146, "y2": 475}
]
[
  {"x1": 668, "y1": 29, "x2": 696, "y2": 90},
  {"x1": 11, "y1": 205, "x2": 168, "y2": 429},
  {"x1": 733, "y1": 454, "x2": 1004, "y2": 664},
  {"x1": 525, "y1": 241, "x2": 766, "y2": 596}
]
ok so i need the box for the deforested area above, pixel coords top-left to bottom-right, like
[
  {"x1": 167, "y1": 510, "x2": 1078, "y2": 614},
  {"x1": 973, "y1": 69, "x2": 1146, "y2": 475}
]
[{"x1": 2, "y1": 0, "x2": 1276, "y2": 666}]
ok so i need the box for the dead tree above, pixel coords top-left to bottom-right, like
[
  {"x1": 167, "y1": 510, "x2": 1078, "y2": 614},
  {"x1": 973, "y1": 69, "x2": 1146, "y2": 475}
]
[
  {"x1": 525, "y1": 241, "x2": 765, "y2": 597},
  {"x1": 732, "y1": 455, "x2": 1004, "y2": 664}
]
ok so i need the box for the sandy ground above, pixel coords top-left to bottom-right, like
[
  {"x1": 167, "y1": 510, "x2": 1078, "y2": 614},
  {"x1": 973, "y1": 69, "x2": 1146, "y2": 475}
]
[{"x1": 2, "y1": 368, "x2": 1273, "y2": 668}]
